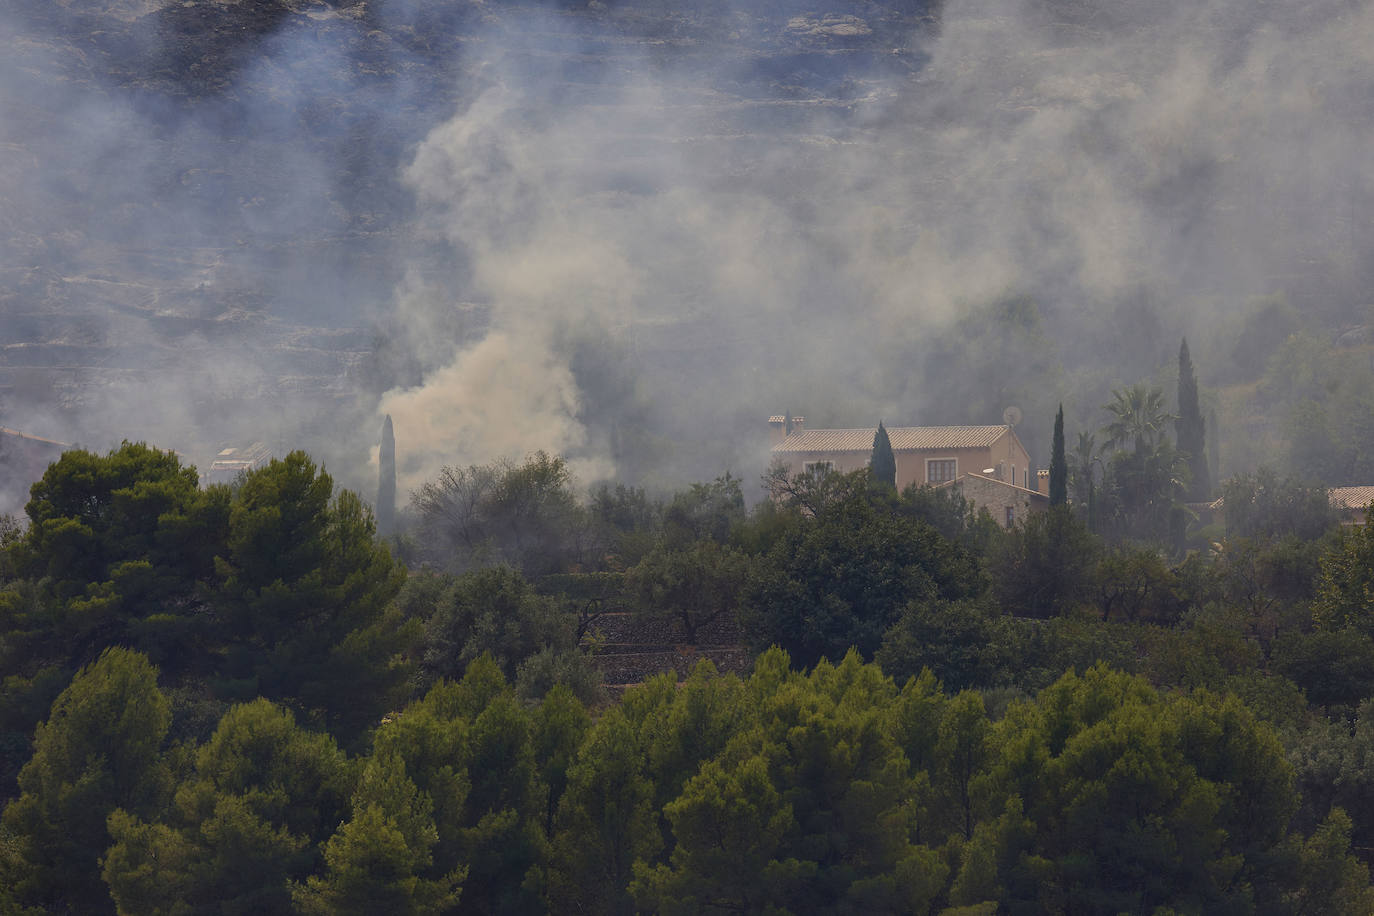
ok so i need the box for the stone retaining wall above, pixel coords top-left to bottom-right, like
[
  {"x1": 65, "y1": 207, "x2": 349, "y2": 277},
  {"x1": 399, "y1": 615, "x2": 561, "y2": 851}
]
[{"x1": 585, "y1": 612, "x2": 749, "y2": 686}]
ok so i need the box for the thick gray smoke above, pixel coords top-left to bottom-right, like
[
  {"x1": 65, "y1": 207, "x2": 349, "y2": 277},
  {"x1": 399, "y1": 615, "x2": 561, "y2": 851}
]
[
  {"x1": 381, "y1": 0, "x2": 1374, "y2": 491},
  {"x1": 0, "y1": 0, "x2": 425, "y2": 508},
  {"x1": 2, "y1": 0, "x2": 1372, "y2": 512}
]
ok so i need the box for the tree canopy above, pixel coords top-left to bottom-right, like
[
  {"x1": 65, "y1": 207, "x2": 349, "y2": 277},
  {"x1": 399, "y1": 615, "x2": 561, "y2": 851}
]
[
  {"x1": 1049, "y1": 404, "x2": 1067, "y2": 507},
  {"x1": 871, "y1": 421, "x2": 897, "y2": 491},
  {"x1": 2, "y1": 434, "x2": 1374, "y2": 914},
  {"x1": 1176, "y1": 338, "x2": 1210, "y2": 501}
]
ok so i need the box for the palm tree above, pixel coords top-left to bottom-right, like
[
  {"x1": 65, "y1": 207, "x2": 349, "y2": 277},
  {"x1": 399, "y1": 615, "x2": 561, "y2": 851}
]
[
  {"x1": 1070, "y1": 431, "x2": 1098, "y2": 503},
  {"x1": 1069, "y1": 430, "x2": 1102, "y2": 531},
  {"x1": 1103, "y1": 384, "x2": 1174, "y2": 455},
  {"x1": 1103, "y1": 438, "x2": 1190, "y2": 543}
]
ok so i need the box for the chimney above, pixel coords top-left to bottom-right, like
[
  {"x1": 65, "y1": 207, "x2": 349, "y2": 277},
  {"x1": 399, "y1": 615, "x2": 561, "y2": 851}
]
[
  {"x1": 768, "y1": 415, "x2": 787, "y2": 447},
  {"x1": 769, "y1": 414, "x2": 805, "y2": 447},
  {"x1": 1036, "y1": 468, "x2": 1049, "y2": 496}
]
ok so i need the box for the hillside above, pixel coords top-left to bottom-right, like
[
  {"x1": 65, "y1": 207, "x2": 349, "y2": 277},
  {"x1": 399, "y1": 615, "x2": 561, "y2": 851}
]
[
  {"x1": 2, "y1": 0, "x2": 1373, "y2": 510},
  {"x1": 0, "y1": 0, "x2": 937, "y2": 502}
]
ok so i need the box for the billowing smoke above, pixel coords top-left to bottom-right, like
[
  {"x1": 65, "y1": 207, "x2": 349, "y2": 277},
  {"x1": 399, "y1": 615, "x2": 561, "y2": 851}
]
[
  {"x1": 2, "y1": 0, "x2": 1373, "y2": 512},
  {"x1": 379, "y1": 0, "x2": 1374, "y2": 491},
  {"x1": 0, "y1": 0, "x2": 427, "y2": 507}
]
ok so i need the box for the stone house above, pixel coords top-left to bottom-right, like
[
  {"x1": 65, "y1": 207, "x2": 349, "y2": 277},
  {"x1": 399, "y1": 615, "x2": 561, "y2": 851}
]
[
  {"x1": 768, "y1": 415, "x2": 1046, "y2": 527},
  {"x1": 937, "y1": 470, "x2": 1049, "y2": 529}
]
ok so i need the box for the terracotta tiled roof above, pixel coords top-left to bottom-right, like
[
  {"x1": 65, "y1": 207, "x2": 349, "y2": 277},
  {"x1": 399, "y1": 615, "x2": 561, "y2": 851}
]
[
  {"x1": 772, "y1": 425, "x2": 1011, "y2": 453},
  {"x1": 1330, "y1": 487, "x2": 1374, "y2": 510}
]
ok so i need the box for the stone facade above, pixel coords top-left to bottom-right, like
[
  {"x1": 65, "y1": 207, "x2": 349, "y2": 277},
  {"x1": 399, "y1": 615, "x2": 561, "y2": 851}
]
[
  {"x1": 939, "y1": 471, "x2": 1049, "y2": 529},
  {"x1": 769, "y1": 418, "x2": 1035, "y2": 492}
]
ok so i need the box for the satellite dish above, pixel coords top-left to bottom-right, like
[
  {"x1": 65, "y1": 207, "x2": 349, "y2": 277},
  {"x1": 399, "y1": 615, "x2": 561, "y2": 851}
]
[{"x1": 1002, "y1": 406, "x2": 1022, "y2": 427}]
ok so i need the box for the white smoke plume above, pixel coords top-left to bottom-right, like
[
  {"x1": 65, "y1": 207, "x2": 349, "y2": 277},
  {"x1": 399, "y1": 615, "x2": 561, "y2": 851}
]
[
  {"x1": 377, "y1": 0, "x2": 1374, "y2": 491},
  {"x1": 2, "y1": 0, "x2": 1373, "y2": 509}
]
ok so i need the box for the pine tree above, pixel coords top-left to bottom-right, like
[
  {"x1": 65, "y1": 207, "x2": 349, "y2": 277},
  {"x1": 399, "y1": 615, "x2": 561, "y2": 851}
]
[
  {"x1": 377, "y1": 414, "x2": 396, "y2": 537},
  {"x1": 1049, "y1": 404, "x2": 1068, "y2": 507},
  {"x1": 870, "y1": 422, "x2": 897, "y2": 491},
  {"x1": 1175, "y1": 339, "x2": 1210, "y2": 500},
  {"x1": 3, "y1": 648, "x2": 171, "y2": 913}
]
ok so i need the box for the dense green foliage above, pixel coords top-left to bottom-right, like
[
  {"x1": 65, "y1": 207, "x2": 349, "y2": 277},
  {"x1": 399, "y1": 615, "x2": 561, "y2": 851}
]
[
  {"x1": 1098, "y1": 384, "x2": 1188, "y2": 544},
  {"x1": 1049, "y1": 405, "x2": 1067, "y2": 507},
  {"x1": 1313, "y1": 519, "x2": 1374, "y2": 635},
  {"x1": 626, "y1": 540, "x2": 752, "y2": 644},
  {"x1": 6, "y1": 442, "x2": 226, "y2": 674},
  {"x1": 409, "y1": 452, "x2": 588, "y2": 576},
  {"x1": 0, "y1": 445, "x2": 414, "y2": 763},
  {"x1": 3, "y1": 436, "x2": 1374, "y2": 913},
  {"x1": 2, "y1": 648, "x2": 171, "y2": 912},
  {"x1": 1222, "y1": 469, "x2": 1337, "y2": 542},
  {"x1": 744, "y1": 471, "x2": 982, "y2": 666},
  {"x1": 1177, "y1": 338, "x2": 1210, "y2": 501},
  {"x1": 871, "y1": 421, "x2": 897, "y2": 492},
  {"x1": 9, "y1": 646, "x2": 1371, "y2": 915}
]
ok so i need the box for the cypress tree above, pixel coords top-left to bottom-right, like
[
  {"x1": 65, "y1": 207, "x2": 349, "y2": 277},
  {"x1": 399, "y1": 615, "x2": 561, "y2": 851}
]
[
  {"x1": 1208, "y1": 407, "x2": 1221, "y2": 487},
  {"x1": 1049, "y1": 404, "x2": 1068, "y2": 507},
  {"x1": 1175, "y1": 339, "x2": 1209, "y2": 500},
  {"x1": 377, "y1": 414, "x2": 396, "y2": 536},
  {"x1": 870, "y1": 422, "x2": 896, "y2": 491}
]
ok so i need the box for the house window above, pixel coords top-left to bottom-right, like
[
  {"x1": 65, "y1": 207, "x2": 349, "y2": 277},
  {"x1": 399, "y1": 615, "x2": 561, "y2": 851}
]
[
  {"x1": 804, "y1": 461, "x2": 833, "y2": 477},
  {"x1": 1006, "y1": 505, "x2": 1015, "y2": 527},
  {"x1": 926, "y1": 458, "x2": 956, "y2": 483}
]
